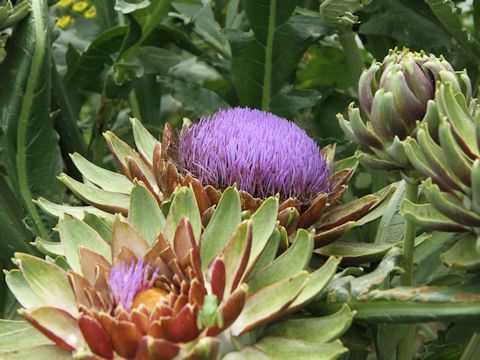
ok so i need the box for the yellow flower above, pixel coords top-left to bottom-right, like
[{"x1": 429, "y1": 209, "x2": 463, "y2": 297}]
[
  {"x1": 55, "y1": 0, "x2": 73, "y2": 8},
  {"x1": 84, "y1": 5, "x2": 97, "y2": 19},
  {"x1": 72, "y1": 1, "x2": 89, "y2": 12},
  {"x1": 56, "y1": 15, "x2": 73, "y2": 29}
]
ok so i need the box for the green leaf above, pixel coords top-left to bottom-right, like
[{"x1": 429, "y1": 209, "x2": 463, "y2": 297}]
[
  {"x1": 231, "y1": 272, "x2": 308, "y2": 336},
  {"x1": 200, "y1": 186, "x2": 241, "y2": 271},
  {"x1": 70, "y1": 153, "x2": 132, "y2": 194},
  {"x1": 171, "y1": 2, "x2": 230, "y2": 57},
  {"x1": 157, "y1": 77, "x2": 229, "y2": 117},
  {"x1": 400, "y1": 198, "x2": 469, "y2": 232},
  {"x1": 164, "y1": 186, "x2": 202, "y2": 243},
  {"x1": 12, "y1": 254, "x2": 77, "y2": 315},
  {"x1": 375, "y1": 180, "x2": 406, "y2": 244},
  {"x1": 270, "y1": 88, "x2": 322, "y2": 119},
  {"x1": 226, "y1": 0, "x2": 324, "y2": 110},
  {"x1": 128, "y1": 181, "x2": 165, "y2": 245},
  {"x1": 316, "y1": 241, "x2": 393, "y2": 265},
  {"x1": 343, "y1": 280, "x2": 480, "y2": 323},
  {"x1": 426, "y1": 0, "x2": 480, "y2": 61},
  {"x1": 248, "y1": 229, "x2": 313, "y2": 293},
  {"x1": 247, "y1": 197, "x2": 279, "y2": 272},
  {"x1": 264, "y1": 304, "x2": 354, "y2": 344},
  {"x1": 58, "y1": 214, "x2": 112, "y2": 272},
  {"x1": 0, "y1": 320, "x2": 52, "y2": 353},
  {"x1": 0, "y1": 0, "x2": 63, "y2": 240},
  {"x1": 440, "y1": 233, "x2": 480, "y2": 270}
]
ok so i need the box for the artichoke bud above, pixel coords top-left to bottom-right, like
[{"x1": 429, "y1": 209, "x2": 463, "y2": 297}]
[
  {"x1": 359, "y1": 49, "x2": 454, "y2": 138},
  {"x1": 341, "y1": 49, "x2": 459, "y2": 171}
]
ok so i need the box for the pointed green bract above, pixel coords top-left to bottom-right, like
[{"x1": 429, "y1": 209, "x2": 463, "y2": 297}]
[
  {"x1": 70, "y1": 153, "x2": 132, "y2": 193},
  {"x1": 265, "y1": 304, "x2": 354, "y2": 344},
  {"x1": 222, "y1": 220, "x2": 252, "y2": 296},
  {"x1": 130, "y1": 117, "x2": 158, "y2": 164},
  {"x1": 288, "y1": 256, "x2": 340, "y2": 310},
  {"x1": 4, "y1": 270, "x2": 42, "y2": 309},
  {"x1": 201, "y1": 186, "x2": 241, "y2": 270},
  {"x1": 36, "y1": 197, "x2": 112, "y2": 220},
  {"x1": 247, "y1": 196, "x2": 279, "y2": 272},
  {"x1": 128, "y1": 181, "x2": 165, "y2": 245},
  {"x1": 58, "y1": 174, "x2": 130, "y2": 214},
  {"x1": 58, "y1": 214, "x2": 111, "y2": 273},
  {"x1": 0, "y1": 320, "x2": 52, "y2": 353},
  {"x1": 164, "y1": 186, "x2": 202, "y2": 243},
  {"x1": 248, "y1": 229, "x2": 313, "y2": 293},
  {"x1": 231, "y1": 271, "x2": 308, "y2": 336},
  {"x1": 12, "y1": 254, "x2": 77, "y2": 315}
]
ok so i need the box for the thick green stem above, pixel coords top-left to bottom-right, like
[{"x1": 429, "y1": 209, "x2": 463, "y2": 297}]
[
  {"x1": 338, "y1": 26, "x2": 364, "y2": 85},
  {"x1": 400, "y1": 181, "x2": 418, "y2": 286},
  {"x1": 261, "y1": 0, "x2": 277, "y2": 111},
  {"x1": 397, "y1": 181, "x2": 419, "y2": 360},
  {"x1": 461, "y1": 333, "x2": 480, "y2": 360}
]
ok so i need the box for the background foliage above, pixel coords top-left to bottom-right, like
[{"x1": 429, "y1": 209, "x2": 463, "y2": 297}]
[{"x1": 1, "y1": 0, "x2": 480, "y2": 359}]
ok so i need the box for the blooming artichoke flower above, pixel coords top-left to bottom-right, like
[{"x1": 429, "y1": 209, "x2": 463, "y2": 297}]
[
  {"x1": 44, "y1": 107, "x2": 393, "y2": 249},
  {"x1": 2, "y1": 183, "x2": 353, "y2": 359},
  {"x1": 338, "y1": 48, "x2": 470, "y2": 171}
]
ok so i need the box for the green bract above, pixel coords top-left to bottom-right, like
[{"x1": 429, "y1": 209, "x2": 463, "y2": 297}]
[
  {"x1": 400, "y1": 74, "x2": 480, "y2": 270},
  {"x1": 1, "y1": 183, "x2": 353, "y2": 359},
  {"x1": 38, "y1": 118, "x2": 394, "y2": 250},
  {"x1": 338, "y1": 48, "x2": 470, "y2": 172}
]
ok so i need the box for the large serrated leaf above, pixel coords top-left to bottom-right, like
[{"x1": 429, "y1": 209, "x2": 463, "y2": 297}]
[{"x1": 0, "y1": 0, "x2": 63, "y2": 240}]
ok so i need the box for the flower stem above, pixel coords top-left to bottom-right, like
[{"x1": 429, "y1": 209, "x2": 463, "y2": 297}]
[
  {"x1": 338, "y1": 26, "x2": 364, "y2": 85},
  {"x1": 397, "y1": 180, "x2": 419, "y2": 360},
  {"x1": 400, "y1": 181, "x2": 418, "y2": 287}
]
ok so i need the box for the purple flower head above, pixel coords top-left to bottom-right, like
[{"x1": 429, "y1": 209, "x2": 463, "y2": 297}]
[
  {"x1": 177, "y1": 107, "x2": 330, "y2": 203},
  {"x1": 108, "y1": 259, "x2": 159, "y2": 311}
]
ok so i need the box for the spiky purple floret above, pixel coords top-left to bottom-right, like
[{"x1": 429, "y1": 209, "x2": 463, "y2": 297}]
[
  {"x1": 108, "y1": 259, "x2": 158, "y2": 310},
  {"x1": 177, "y1": 107, "x2": 330, "y2": 203}
]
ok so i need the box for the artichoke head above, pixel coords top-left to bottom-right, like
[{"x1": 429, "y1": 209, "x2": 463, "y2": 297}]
[{"x1": 339, "y1": 48, "x2": 469, "y2": 172}]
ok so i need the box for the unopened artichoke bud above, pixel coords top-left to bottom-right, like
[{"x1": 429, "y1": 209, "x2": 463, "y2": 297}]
[
  {"x1": 339, "y1": 49, "x2": 459, "y2": 171},
  {"x1": 400, "y1": 72, "x2": 480, "y2": 238}
]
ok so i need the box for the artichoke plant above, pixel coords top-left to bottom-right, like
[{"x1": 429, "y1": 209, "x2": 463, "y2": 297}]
[
  {"x1": 1, "y1": 183, "x2": 353, "y2": 359},
  {"x1": 338, "y1": 48, "x2": 469, "y2": 171},
  {"x1": 41, "y1": 107, "x2": 393, "y2": 249}
]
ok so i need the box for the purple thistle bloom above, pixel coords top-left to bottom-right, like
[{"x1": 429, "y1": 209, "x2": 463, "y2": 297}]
[
  {"x1": 177, "y1": 107, "x2": 330, "y2": 203},
  {"x1": 108, "y1": 259, "x2": 159, "y2": 310}
]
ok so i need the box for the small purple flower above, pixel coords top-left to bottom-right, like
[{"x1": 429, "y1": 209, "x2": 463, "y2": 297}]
[
  {"x1": 177, "y1": 107, "x2": 330, "y2": 203},
  {"x1": 108, "y1": 259, "x2": 159, "y2": 310}
]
